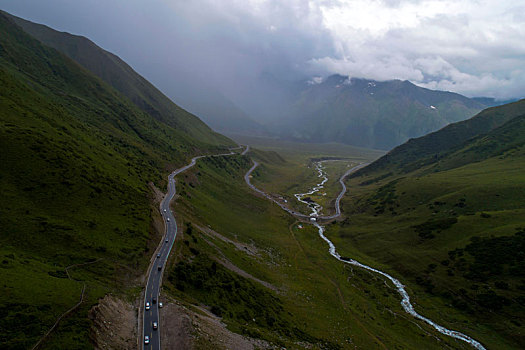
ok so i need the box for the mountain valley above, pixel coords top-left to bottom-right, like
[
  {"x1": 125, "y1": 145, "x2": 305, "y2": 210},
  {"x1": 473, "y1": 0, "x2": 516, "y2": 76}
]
[{"x1": 0, "y1": 7, "x2": 524, "y2": 350}]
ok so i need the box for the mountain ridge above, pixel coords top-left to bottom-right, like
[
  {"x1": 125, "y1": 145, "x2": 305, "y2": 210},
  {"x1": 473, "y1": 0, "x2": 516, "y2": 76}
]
[
  {"x1": 4, "y1": 11, "x2": 265, "y2": 137},
  {"x1": 268, "y1": 74, "x2": 486, "y2": 150},
  {"x1": 3, "y1": 10, "x2": 234, "y2": 145},
  {"x1": 354, "y1": 99, "x2": 525, "y2": 176}
]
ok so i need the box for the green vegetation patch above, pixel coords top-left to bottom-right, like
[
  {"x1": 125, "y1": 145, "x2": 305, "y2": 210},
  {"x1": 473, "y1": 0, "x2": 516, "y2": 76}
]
[
  {"x1": 413, "y1": 217, "x2": 458, "y2": 239},
  {"x1": 450, "y1": 228, "x2": 525, "y2": 282},
  {"x1": 168, "y1": 254, "x2": 316, "y2": 343}
]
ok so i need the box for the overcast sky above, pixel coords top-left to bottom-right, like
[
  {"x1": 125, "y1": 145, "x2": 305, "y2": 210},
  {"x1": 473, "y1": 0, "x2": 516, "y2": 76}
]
[{"x1": 1, "y1": 0, "x2": 524, "y2": 100}]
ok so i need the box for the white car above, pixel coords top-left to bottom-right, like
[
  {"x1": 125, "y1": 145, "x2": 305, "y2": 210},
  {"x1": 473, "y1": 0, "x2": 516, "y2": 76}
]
[
  {"x1": 153, "y1": 321, "x2": 158, "y2": 330},
  {"x1": 159, "y1": 302, "x2": 163, "y2": 308},
  {"x1": 163, "y1": 209, "x2": 167, "y2": 212},
  {"x1": 145, "y1": 302, "x2": 150, "y2": 310},
  {"x1": 167, "y1": 218, "x2": 170, "y2": 222},
  {"x1": 144, "y1": 335, "x2": 150, "y2": 344}
]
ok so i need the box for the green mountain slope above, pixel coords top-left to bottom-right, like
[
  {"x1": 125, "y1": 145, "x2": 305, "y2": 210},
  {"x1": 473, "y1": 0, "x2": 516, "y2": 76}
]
[
  {"x1": 334, "y1": 101, "x2": 525, "y2": 349},
  {"x1": 0, "y1": 12, "x2": 231, "y2": 349},
  {"x1": 355, "y1": 99, "x2": 525, "y2": 177},
  {"x1": 272, "y1": 75, "x2": 486, "y2": 150},
  {"x1": 4, "y1": 11, "x2": 231, "y2": 145}
]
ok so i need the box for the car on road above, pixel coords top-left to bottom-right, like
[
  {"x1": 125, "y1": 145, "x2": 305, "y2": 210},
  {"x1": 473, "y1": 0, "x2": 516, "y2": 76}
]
[
  {"x1": 157, "y1": 265, "x2": 162, "y2": 271},
  {"x1": 145, "y1": 302, "x2": 150, "y2": 310},
  {"x1": 152, "y1": 297, "x2": 157, "y2": 304},
  {"x1": 159, "y1": 302, "x2": 163, "y2": 308},
  {"x1": 165, "y1": 238, "x2": 168, "y2": 243},
  {"x1": 144, "y1": 335, "x2": 150, "y2": 344},
  {"x1": 164, "y1": 209, "x2": 167, "y2": 212},
  {"x1": 167, "y1": 218, "x2": 170, "y2": 222},
  {"x1": 152, "y1": 321, "x2": 158, "y2": 330},
  {"x1": 157, "y1": 253, "x2": 161, "y2": 258}
]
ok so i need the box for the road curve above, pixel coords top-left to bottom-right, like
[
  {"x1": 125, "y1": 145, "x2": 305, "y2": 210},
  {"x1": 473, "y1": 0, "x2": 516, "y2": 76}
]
[
  {"x1": 321, "y1": 162, "x2": 368, "y2": 220},
  {"x1": 141, "y1": 147, "x2": 243, "y2": 350},
  {"x1": 244, "y1": 160, "x2": 367, "y2": 221}
]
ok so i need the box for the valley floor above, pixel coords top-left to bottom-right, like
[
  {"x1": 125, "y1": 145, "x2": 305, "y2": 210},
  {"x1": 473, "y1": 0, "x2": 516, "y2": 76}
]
[{"x1": 154, "y1": 142, "x2": 499, "y2": 349}]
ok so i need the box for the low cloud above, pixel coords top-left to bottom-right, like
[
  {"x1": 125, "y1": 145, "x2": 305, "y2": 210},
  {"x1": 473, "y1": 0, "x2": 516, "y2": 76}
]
[
  {"x1": 309, "y1": 0, "x2": 525, "y2": 99},
  {"x1": 307, "y1": 76, "x2": 324, "y2": 85},
  {"x1": 1, "y1": 0, "x2": 523, "y2": 101}
]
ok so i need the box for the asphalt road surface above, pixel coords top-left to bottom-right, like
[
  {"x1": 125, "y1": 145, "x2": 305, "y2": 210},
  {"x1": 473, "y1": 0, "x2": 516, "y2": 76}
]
[{"x1": 141, "y1": 148, "x2": 243, "y2": 349}]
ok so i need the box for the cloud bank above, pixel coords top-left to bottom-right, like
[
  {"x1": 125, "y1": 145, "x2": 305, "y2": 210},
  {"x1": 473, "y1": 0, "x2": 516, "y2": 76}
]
[
  {"x1": 311, "y1": 0, "x2": 525, "y2": 99},
  {"x1": 1, "y1": 0, "x2": 523, "y2": 100}
]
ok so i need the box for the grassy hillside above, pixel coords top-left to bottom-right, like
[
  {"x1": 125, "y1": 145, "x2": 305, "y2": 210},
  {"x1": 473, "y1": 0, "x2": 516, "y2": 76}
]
[
  {"x1": 333, "y1": 102, "x2": 525, "y2": 348},
  {"x1": 354, "y1": 99, "x2": 525, "y2": 177},
  {"x1": 4, "y1": 11, "x2": 232, "y2": 145},
  {"x1": 0, "y1": 12, "x2": 230, "y2": 349},
  {"x1": 272, "y1": 75, "x2": 485, "y2": 150}
]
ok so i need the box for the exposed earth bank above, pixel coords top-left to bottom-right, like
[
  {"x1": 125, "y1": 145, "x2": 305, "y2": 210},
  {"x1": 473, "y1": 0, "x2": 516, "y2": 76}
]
[
  {"x1": 160, "y1": 299, "x2": 271, "y2": 350},
  {"x1": 89, "y1": 295, "x2": 137, "y2": 350}
]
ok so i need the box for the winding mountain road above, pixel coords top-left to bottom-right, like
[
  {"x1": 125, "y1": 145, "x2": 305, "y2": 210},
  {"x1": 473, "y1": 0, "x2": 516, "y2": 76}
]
[{"x1": 141, "y1": 147, "x2": 243, "y2": 350}]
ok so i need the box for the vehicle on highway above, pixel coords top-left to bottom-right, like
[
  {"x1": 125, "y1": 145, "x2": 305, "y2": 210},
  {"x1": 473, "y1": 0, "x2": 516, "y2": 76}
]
[
  {"x1": 157, "y1": 265, "x2": 162, "y2": 271},
  {"x1": 144, "y1": 335, "x2": 150, "y2": 344},
  {"x1": 152, "y1": 297, "x2": 157, "y2": 304},
  {"x1": 167, "y1": 218, "x2": 170, "y2": 222},
  {"x1": 153, "y1": 321, "x2": 158, "y2": 330},
  {"x1": 145, "y1": 302, "x2": 150, "y2": 310},
  {"x1": 165, "y1": 238, "x2": 168, "y2": 243},
  {"x1": 157, "y1": 253, "x2": 161, "y2": 258},
  {"x1": 159, "y1": 302, "x2": 163, "y2": 308},
  {"x1": 163, "y1": 209, "x2": 166, "y2": 212}
]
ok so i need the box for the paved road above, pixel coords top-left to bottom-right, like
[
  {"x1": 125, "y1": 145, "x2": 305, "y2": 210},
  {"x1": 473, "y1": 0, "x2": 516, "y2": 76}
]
[
  {"x1": 320, "y1": 162, "x2": 368, "y2": 220},
  {"x1": 141, "y1": 147, "x2": 244, "y2": 349}
]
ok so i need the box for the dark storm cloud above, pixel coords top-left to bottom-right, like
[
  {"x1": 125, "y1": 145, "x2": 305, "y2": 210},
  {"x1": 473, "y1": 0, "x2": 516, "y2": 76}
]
[{"x1": 1, "y1": 0, "x2": 522, "y2": 104}]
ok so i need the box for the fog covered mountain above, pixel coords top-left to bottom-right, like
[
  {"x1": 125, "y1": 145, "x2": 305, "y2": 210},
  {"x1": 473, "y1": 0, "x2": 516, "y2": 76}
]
[{"x1": 267, "y1": 75, "x2": 486, "y2": 150}]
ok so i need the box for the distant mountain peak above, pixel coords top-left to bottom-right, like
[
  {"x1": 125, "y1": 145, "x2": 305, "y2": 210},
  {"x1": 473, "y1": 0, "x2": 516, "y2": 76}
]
[
  {"x1": 312, "y1": 74, "x2": 419, "y2": 91},
  {"x1": 273, "y1": 74, "x2": 487, "y2": 150}
]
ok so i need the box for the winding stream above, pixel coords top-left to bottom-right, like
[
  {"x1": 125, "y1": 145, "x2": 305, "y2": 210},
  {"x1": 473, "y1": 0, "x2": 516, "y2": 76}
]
[
  {"x1": 295, "y1": 161, "x2": 486, "y2": 350},
  {"x1": 294, "y1": 161, "x2": 328, "y2": 217},
  {"x1": 246, "y1": 159, "x2": 486, "y2": 350}
]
